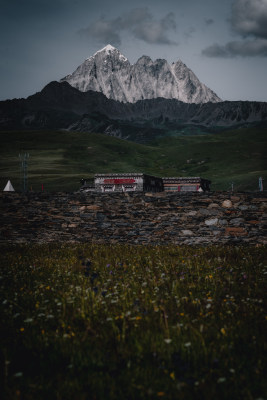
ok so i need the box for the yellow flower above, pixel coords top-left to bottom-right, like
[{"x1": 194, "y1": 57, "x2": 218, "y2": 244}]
[
  {"x1": 20, "y1": 327, "x2": 24, "y2": 332},
  {"x1": 157, "y1": 392, "x2": 165, "y2": 397},
  {"x1": 136, "y1": 316, "x2": 142, "y2": 320},
  {"x1": 170, "y1": 372, "x2": 175, "y2": 380},
  {"x1": 221, "y1": 328, "x2": 226, "y2": 335}
]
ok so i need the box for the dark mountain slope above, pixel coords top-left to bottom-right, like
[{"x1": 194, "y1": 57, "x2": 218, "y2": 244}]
[{"x1": 0, "y1": 81, "x2": 266, "y2": 141}]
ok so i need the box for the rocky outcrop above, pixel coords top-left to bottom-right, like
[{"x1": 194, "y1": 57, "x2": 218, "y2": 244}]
[
  {"x1": 0, "y1": 192, "x2": 266, "y2": 245},
  {"x1": 60, "y1": 45, "x2": 221, "y2": 104}
]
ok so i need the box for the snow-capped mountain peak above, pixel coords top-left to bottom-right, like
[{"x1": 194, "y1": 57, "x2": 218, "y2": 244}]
[
  {"x1": 86, "y1": 44, "x2": 128, "y2": 62},
  {"x1": 60, "y1": 46, "x2": 221, "y2": 104},
  {"x1": 96, "y1": 44, "x2": 116, "y2": 53}
]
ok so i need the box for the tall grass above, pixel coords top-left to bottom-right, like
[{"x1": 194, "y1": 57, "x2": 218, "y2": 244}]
[{"x1": 0, "y1": 244, "x2": 266, "y2": 399}]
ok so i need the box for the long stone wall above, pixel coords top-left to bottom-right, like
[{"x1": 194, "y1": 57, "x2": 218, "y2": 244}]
[{"x1": 0, "y1": 192, "x2": 266, "y2": 245}]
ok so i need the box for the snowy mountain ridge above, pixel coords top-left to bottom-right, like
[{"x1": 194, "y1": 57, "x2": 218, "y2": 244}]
[
  {"x1": 87, "y1": 44, "x2": 128, "y2": 62},
  {"x1": 60, "y1": 45, "x2": 221, "y2": 104}
]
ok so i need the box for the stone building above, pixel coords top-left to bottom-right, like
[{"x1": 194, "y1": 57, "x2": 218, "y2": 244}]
[
  {"x1": 80, "y1": 174, "x2": 211, "y2": 193},
  {"x1": 94, "y1": 173, "x2": 164, "y2": 193},
  {"x1": 162, "y1": 177, "x2": 211, "y2": 192}
]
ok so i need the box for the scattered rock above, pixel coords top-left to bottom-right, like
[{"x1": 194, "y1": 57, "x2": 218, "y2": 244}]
[
  {"x1": 230, "y1": 218, "x2": 245, "y2": 226},
  {"x1": 231, "y1": 196, "x2": 240, "y2": 202},
  {"x1": 208, "y1": 203, "x2": 219, "y2": 208},
  {"x1": 225, "y1": 227, "x2": 248, "y2": 236},
  {"x1": 222, "y1": 200, "x2": 233, "y2": 208},
  {"x1": 181, "y1": 230, "x2": 194, "y2": 236},
  {"x1": 205, "y1": 218, "x2": 218, "y2": 226},
  {"x1": 185, "y1": 211, "x2": 197, "y2": 216},
  {"x1": 213, "y1": 230, "x2": 223, "y2": 236}
]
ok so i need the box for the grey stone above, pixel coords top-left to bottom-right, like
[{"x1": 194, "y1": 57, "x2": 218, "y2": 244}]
[
  {"x1": 185, "y1": 211, "x2": 197, "y2": 216},
  {"x1": 239, "y1": 205, "x2": 248, "y2": 211},
  {"x1": 181, "y1": 230, "x2": 194, "y2": 236},
  {"x1": 208, "y1": 203, "x2": 219, "y2": 208},
  {"x1": 100, "y1": 223, "x2": 112, "y2": 229},
  {"x1": 199, "y1": 209, "x2": 213, "y2": 216},
  {"x1": 205, "y1": 218, "x2": 218, "y2": 226},
  {"x1": 230, "y1": 218, "x2": 245, "y2": 225}
]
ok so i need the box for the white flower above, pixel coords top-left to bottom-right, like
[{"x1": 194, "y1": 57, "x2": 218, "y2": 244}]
[
  {"x1": 184, "y1": 342, "x2": 191, "y2": 347},
  {"x1": 164, "y1": 338, "x2": 172, "y2": 344},
  {"x1": 24, "y1": 318, "x2": 33, "y2": 323},
  {"x1": 217, "y1": 377, "x2": 226, "y2": 383},
  {"x1": 14, "y1": 372, "x2": 23, "y2": 378}
]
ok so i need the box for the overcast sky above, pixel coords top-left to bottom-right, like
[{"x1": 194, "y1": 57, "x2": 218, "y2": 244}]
[{"x1": 1, "y1": 0, "x2": 267, "y2": 101}]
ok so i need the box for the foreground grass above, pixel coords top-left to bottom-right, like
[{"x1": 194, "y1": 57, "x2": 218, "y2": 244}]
[{"x1": 0, "y1": 244, "x2": 266, "y2": 399}]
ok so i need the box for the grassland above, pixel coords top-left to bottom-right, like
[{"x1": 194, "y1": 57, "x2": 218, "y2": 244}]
[
  {"x1": 0, "y1": 244, "x2": 266, "y2": 399},
  {"x1": 0, "y1": 126, "x2": 266, "y2": 192}
]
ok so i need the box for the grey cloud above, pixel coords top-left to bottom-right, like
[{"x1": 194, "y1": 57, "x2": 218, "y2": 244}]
[
  {"x1": 205, "y1": 18, "x2": 214, "y2": 26},
  {"x1": 184, "y1": 27, "x2": 196, "y2": 40},
  {"x1": 202, "y1": 39, "x2": 267, "y2": 57},
  {"x1": 78, "y1": 8, "x2": 177, "y2": 46},
  {"x1": 78, "y1": 18, "x2": 122, "y2": 46},
  {"x1": 202, "y1": 0, "x2": 267, "y2": 58},
  {"x1": 131, "y1": 11, "x2": 177, "y2": 44},
  {"x1": 231, "y1": 0, "x2": 267, "y2": 39}
]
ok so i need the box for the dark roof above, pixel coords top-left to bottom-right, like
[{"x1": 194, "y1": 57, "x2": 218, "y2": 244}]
[
  {"x1": 95, "y1": 173, "x2": 162, "y2": 179},
  {"x1": 162, "y1": 177, "x2": 211, "y2": 183}
]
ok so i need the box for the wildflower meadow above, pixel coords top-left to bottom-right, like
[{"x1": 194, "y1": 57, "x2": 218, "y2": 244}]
[{"x1": 0, "y1": 244, "x2": 266, "y2": 399}]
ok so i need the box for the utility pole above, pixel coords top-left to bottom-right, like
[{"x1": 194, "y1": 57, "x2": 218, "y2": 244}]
[
  {"x1": 259, "y1": 177, "x2": 263, "y2": 192},
  {"x1": 19, "y1": 153, "x2": 29, "y2": 192}
]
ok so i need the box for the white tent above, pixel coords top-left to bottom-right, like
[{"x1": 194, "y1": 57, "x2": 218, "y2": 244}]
[{"x1": 3, "y1": 180, "x2": 15, "y2": 192}]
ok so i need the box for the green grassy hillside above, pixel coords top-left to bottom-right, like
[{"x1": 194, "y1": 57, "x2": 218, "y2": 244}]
[{"x1": 0, "y1": 127, "x2": 266, "y2": 192}]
